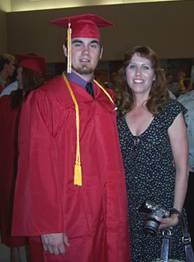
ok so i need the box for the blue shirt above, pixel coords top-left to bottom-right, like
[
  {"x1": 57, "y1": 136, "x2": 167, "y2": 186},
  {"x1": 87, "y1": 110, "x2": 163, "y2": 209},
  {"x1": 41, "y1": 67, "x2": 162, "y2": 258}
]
[{"x1": 67, "y1": 72, "x2": 90, "y2": 90}]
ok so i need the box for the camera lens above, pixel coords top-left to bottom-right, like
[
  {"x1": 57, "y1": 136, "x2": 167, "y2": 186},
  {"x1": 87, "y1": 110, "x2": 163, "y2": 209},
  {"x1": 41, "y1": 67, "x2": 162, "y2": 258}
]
[{"x1": 144, "y1": 218, "x2": 160, "y2": 235}]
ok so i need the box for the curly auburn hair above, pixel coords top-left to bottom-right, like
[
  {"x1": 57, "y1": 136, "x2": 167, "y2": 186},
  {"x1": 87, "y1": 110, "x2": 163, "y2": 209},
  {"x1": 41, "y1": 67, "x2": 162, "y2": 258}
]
[{"x1": 115, "y1": 46, "x2": 169, "y2": 116}]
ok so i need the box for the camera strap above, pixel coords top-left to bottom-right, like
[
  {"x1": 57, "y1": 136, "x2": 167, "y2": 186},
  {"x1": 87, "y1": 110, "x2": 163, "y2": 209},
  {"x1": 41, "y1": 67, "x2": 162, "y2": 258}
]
[
  {"x1": 160, "y1": 219, "x2": 194, "y2": 262},
  {"x1": 160, "y1": 229, "x2": 172, "y2": 262},
  {"x1": 181, "y1": 215, "x2": 194, "y2": 262}
]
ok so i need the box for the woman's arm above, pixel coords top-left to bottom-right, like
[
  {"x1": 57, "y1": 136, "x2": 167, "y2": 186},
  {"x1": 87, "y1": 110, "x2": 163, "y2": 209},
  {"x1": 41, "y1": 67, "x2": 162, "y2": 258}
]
[
  {"x1": 169, "y1": 112, "x2": 189, "y2": 212},
  {"x1": 160, "y1": 112, "x2": 189, "y2": 229}
]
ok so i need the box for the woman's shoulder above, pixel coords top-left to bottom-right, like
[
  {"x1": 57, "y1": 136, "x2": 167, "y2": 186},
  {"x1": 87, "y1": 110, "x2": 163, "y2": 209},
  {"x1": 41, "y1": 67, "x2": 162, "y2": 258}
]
[
  {"x1": 162, "y1": 98, "x2": 186, "y2": 115},
  {"x1": 157, "y1": 99, "x2": 186, "y2": 128}
]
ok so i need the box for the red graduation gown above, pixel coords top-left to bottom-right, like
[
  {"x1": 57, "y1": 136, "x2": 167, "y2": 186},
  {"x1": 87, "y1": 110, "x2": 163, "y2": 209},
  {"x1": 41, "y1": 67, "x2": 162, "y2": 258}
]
[
  {"x1": 0, "y1": 95, "x2": 26, "y2": 247},
  {"x1": 12, "y1": 76, "x2": 131, "y2": 261}
]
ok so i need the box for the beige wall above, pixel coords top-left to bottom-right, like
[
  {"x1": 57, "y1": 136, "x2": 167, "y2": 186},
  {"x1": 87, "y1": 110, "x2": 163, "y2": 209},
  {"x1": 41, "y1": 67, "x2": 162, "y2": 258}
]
[
  {"x1": 0, "y1": 0, "x2": 11, "y2": 12},
  {"x1": 0, "y1": 0, "x2": 10, "y2": 53},
  {"x1": 0, "y1": 10, "x2": 7, "y2": 53},
  {"x1": 6, "y1": 1, "x2": 194, "y2": 62}
]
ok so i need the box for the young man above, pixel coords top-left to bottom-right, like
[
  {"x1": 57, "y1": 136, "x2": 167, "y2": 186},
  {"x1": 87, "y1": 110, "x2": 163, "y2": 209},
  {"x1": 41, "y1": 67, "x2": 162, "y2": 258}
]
[{"x1": 12, "y1": 13, "x2": 130, "y2": 262}]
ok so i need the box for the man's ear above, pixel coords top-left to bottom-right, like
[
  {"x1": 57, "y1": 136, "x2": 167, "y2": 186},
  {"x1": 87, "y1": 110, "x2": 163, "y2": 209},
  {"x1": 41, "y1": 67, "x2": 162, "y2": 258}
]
[
  {"x1": 99, "y1": 46, "x2": 103, "y2": 60},
  {"x1": 63, "y1": 44, "x2": 67, "y2": 57}
]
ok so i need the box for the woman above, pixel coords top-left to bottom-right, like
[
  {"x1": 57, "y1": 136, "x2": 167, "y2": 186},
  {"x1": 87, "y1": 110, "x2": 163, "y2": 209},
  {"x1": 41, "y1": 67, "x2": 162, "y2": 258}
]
[
  {"x1": 0, "y1": 55, "x2": 45, "y2": 261},
  {"x1": 116, "y1": 46, "x2": 188, "y2": 261}
]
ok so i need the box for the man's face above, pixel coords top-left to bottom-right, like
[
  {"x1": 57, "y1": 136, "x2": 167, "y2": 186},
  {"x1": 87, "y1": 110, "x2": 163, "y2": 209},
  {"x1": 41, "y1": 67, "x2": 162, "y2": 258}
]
[{"x1": 64, "y1": 37, "x2": 103, "y2": 77}]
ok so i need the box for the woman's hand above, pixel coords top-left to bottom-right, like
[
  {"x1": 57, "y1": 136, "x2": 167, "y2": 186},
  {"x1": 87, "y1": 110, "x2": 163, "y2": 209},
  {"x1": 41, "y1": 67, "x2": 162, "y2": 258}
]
[{"x1": 159, "y1": 214, "x2": 179, "y2": 230}]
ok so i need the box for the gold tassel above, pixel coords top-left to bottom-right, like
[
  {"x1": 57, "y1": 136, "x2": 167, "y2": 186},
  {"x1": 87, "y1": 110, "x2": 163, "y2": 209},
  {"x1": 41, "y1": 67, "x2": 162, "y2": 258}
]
[
  {"x1": 67, "y1": 22, "x2": 72, "y2": 73},
  {"x1": 93, "y1": 80, "x2": 115, "y2": 105},
  {"x1": 63, "y1": 76, "x2": 115, "y2": 186},
  {"x1": 74, "y1": 162, "x2": 82, "y2": 186},
  {"x1": 63, "y1": 74, "x2": 82, "y2": 186}
]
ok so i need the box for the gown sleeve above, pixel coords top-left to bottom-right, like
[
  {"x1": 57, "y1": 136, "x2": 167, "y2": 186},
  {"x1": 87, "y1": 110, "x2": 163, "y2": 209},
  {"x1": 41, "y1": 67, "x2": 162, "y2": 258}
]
[{"x1": 12, "y1": 88, "x2": 65, "y2": 236}]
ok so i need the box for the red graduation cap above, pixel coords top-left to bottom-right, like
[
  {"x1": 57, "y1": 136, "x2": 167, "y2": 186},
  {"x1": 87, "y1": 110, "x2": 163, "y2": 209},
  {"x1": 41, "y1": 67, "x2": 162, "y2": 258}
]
[
  {"x1": 50, "y1": 13, "x2": 112, "y2": 39},
  {"x1": 50, "y1": 13, "x2": 112, "y2": 73},
  {"x1": 17, "y1": 54, "x2": 46, "y2": 74}
]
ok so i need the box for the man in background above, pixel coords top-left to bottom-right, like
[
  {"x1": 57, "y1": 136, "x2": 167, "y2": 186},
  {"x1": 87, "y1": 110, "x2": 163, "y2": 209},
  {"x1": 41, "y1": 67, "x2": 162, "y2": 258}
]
[{"x1": 178, "y1": 83, "x2": 194, "y2": 249}]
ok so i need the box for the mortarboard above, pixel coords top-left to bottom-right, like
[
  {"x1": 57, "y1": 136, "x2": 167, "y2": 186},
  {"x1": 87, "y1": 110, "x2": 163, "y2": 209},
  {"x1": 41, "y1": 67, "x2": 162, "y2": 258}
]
[
  {"x1": 50, "y1": 13, "x2": 112, "y2": 73},
  {"x1": 50, "y1": 13, "x2": 112, "y2": 39},
  {"x1": 17, "y1": 54, "x2": 46, "y2": 75}
]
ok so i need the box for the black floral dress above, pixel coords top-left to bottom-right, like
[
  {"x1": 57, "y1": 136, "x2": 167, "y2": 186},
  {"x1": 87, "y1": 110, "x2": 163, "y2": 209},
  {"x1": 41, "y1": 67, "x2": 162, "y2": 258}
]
[{"x1": 117, "y1": 99, "x2": 186, "y2": 262}]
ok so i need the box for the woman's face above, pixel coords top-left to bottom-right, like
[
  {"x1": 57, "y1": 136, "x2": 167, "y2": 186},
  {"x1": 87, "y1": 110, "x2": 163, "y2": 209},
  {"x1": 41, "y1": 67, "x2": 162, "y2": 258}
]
[{"x1": 126, "y1": 53, "x2": 155, "y2": 96}]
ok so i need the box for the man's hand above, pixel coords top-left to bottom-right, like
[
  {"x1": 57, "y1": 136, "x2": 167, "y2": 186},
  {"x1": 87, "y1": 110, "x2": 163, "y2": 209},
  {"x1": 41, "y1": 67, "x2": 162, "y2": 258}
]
[{"x1": 41, "y1": 233, "x2": 69, "y2": 255}]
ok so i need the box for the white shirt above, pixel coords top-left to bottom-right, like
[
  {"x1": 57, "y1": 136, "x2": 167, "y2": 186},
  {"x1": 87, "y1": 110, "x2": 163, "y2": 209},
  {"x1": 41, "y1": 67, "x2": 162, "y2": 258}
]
[{"x1": 0, "y1": 81, "x2": 18, "y2": 97}]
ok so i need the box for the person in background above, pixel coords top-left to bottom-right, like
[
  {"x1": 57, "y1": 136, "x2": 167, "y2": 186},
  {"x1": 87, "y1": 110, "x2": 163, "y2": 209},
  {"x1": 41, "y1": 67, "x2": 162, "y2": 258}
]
[
  {"x1": 180, "y1": 78, "x2": 193, "y2": 94},
  {"x1": 0, "y1": 53, "x2": 47, "y2": 97},
  {"x1": 177, "y1": 70, "x2": 187, "y2": 94},
  {"x1": 0, "y1": 76, "x2": 19, "y2": 97},
  {"x1": 0, "y1": 68, "x2": 18, "y2": 97},
  {"x1": 12, "y1": 13, "x2": 130, "y2": 262},
  {"x1": 116, "y1": 46, "x2": 188, "y2": 261},
  {"x1": 0, "y1": 54, "x2": 46, "y2": 262},
  {"x1": 165, "y1": 72, "x2": 179, "y2": 98},
  {"x1": 0, "y1": 54, "x2": 16, "y2": 94},
  {"x1": 178, "y1": 83, "x2": 194, "y2": 249}
]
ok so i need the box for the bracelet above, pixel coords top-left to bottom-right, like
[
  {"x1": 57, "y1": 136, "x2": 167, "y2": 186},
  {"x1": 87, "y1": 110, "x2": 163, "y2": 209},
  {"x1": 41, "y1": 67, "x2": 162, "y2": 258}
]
[{"x1": 170, "y1": 208, "x2": 182, "y2": 221}]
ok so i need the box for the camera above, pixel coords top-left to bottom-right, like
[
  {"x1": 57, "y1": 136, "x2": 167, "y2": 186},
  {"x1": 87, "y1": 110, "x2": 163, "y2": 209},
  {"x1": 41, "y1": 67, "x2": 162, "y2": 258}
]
[{"x1": 139, "y1": 201, "x2": 170, "y2": 235}]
